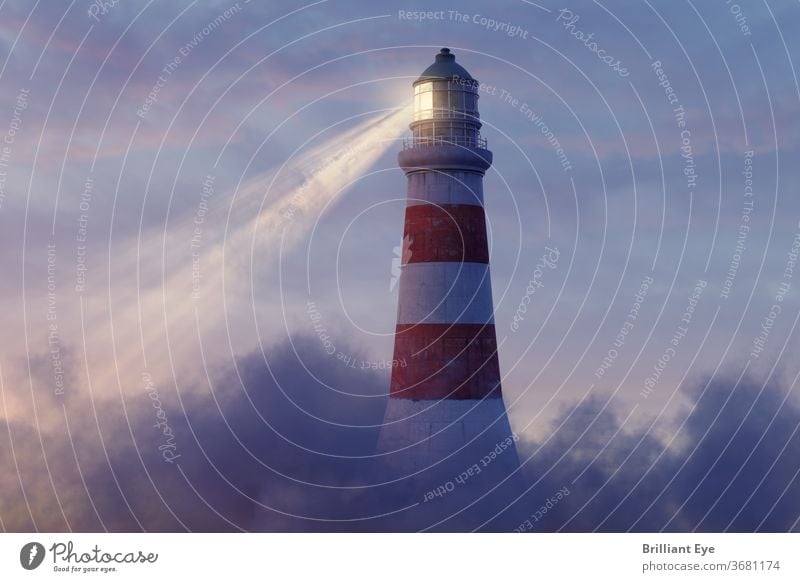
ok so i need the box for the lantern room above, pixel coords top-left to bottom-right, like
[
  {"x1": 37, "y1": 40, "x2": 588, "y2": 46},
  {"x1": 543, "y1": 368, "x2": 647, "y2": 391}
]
[{"x1": 408, "y1": 48, "x2": 485, "y2": 149}]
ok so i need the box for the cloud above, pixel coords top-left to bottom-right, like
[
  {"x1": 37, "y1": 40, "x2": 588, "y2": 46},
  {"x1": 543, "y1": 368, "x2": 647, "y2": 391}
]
[
  {"x1": 515, "y1": 372, "x2": 800, "y2": 532},
  {"x1": 2, "y1": 334, "x2": 519, "y2": 532},
  {"x1": 2, "y1": 333, "x2": 798, "y2": 532}
]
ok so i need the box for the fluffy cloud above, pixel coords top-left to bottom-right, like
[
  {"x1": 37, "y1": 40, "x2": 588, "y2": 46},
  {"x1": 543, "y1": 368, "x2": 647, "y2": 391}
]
[{"x1": 2, "y1": 335, "x2": 798, "y2": 532}]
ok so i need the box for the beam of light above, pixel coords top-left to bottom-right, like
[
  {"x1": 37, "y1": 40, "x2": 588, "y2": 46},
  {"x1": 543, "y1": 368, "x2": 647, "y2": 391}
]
[
  {"x1": 0, "y1": 105, "x2": 412, "y2": 429},
  {"x1": 83, "y1": 105, "x2": 413, "y2": 404}
]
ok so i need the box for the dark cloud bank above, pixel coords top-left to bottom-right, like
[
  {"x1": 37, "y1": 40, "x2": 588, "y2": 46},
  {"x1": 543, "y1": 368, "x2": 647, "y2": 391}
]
[{"x1": 2, "y1": 336, "x2": 799, "y2": 532}]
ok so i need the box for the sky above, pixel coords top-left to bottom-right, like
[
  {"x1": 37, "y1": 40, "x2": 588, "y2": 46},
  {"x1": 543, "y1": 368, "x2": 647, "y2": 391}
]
[{"x1": 1, "y1": 0, "x2": 799, "y2": 532}]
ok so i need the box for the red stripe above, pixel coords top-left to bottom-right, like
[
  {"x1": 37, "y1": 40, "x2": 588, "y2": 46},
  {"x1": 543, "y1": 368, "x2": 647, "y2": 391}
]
[
  {"x1": 390, "y1": 323, "x2": 502, "y2": 399},
  {"x1": 403, "y1": 204, "x2": 489, "y2": 264}
]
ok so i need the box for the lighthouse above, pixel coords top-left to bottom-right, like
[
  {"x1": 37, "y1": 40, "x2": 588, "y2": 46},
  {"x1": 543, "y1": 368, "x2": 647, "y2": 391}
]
[{"x1": 376, "y1": 50, "x2": 521, "y2": 528}]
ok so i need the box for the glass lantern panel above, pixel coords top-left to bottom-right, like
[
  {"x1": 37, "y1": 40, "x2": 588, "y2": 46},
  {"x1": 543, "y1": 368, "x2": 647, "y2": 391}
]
[
  {"x1": 433, "y1": 89, "x2": 448, "y2": 114},
  {"x1": 414, "y1": 82, "x2": 433, "y2": 120},
  {"x1": 450, "y1": 90, "x2": 464, "y2": 110},
  {"x1": 465, "y1": 92, "x2": 476, "y2": 111}
]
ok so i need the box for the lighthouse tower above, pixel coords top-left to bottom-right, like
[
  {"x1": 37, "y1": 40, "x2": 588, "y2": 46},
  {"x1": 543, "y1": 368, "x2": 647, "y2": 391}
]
[{"x1": 377, "y1": 49, "x2": 520, "y2": 506}]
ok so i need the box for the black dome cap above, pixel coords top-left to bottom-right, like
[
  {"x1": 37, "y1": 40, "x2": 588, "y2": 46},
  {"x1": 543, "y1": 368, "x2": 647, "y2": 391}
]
[{"x1": 416, "y1": 48, "x2": 475, "y2": 83}]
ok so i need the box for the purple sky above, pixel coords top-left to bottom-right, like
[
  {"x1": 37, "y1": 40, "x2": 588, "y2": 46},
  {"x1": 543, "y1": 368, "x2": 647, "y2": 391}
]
[{"x1": 1, "y1": 0, "x2": 799, "y2": 531}]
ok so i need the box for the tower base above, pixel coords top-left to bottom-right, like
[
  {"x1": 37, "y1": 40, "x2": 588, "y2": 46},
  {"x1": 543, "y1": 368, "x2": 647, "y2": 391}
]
[
  {"x1": 374, "y1": 397, "x2": 526, "y2": 530},
  {"x1": 377, "y1": 398, "x2": 518, "y2": 472}
]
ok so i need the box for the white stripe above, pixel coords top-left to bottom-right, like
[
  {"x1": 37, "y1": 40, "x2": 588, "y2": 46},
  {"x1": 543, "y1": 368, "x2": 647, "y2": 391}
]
[
  {"x1": 396, "y1": 262, "x2": 495, "y2": 325},
  {"x1": 406, "y1": 170, "x2": 484, "y2": 207}
]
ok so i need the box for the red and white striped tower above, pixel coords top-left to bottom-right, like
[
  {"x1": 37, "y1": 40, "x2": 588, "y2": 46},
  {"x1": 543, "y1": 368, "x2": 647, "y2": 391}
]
[{"x1": 377, "y1": 49, "x2": 518, "y2": 477}]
